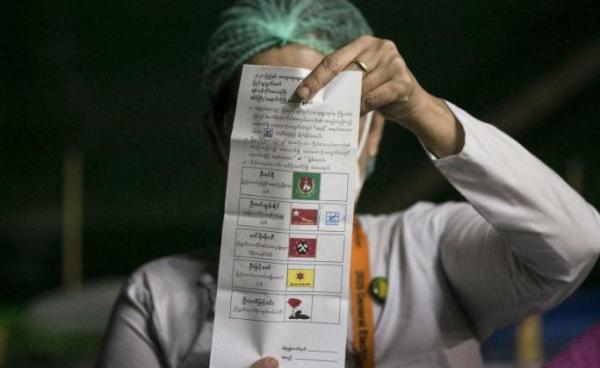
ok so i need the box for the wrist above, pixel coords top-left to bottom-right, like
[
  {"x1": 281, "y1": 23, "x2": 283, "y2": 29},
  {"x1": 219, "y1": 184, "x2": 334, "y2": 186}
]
[
  {"x1": 399, "y1": 87, "x2": 444, "y2": 132},
  {"x1": 404, "y1": 93, "x2": 465, "y2": 158}
]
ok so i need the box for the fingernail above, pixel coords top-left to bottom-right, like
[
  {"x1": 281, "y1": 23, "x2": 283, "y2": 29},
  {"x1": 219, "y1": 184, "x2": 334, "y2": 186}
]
[{"x1": 296, "y1": 86, "x2": 310, "y2": 100}]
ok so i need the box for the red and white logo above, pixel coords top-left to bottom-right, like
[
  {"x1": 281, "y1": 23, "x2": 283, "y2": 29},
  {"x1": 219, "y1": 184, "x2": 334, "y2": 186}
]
[{"x1": 290, "y1": 208, "x2": 318, "y2": 225}]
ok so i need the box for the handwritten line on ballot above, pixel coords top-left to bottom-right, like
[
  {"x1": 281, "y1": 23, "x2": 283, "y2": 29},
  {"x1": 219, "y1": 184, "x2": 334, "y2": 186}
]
[{"x1": 210, "y1": 65, "x2": 361, "y2": 368}]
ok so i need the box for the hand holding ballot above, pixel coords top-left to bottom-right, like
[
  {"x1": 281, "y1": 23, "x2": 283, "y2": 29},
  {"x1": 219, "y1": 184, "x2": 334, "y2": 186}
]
[{"x1": 295, "y1": 35, "x2": 465, "y2": 159}]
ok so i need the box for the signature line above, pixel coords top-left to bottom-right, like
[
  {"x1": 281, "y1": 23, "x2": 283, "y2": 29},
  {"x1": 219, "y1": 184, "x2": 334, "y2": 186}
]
[{"x1": 307, "y1": 350, "x2": 337, "y2": 354}]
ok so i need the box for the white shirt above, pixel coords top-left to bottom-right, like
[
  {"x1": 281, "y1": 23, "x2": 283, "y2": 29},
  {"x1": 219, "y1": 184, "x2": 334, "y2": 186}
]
[{"x1": 97, "y1": 103, "x2": 600, "y2": 368}]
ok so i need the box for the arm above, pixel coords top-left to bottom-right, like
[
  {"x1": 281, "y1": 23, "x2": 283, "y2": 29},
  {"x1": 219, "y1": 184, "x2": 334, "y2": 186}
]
[
  {"x1": 96, "y1": 277, "x2": 165, "y2": 368},
  {"x1": 433, "y1": 103, "x2": 600, "y2": 339},
  {"x1": 297, "y1": 36, "x2": 600, "y2": 339}
]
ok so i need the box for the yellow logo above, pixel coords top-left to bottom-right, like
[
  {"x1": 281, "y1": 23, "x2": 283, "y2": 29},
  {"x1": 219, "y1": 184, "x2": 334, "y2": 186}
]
[{"x1": 287, "y1": 269, "x2": 314, "y2": 287}]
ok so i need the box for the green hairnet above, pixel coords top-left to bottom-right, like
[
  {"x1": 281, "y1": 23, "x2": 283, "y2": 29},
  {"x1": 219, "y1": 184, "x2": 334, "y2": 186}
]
[{"x1": 201, "y1": 0, "x2": 373, "y2": 99}]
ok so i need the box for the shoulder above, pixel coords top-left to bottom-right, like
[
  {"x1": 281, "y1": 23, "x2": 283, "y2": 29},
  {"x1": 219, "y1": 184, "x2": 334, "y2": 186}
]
[
  {"x1": 124, "y1": 253, "x2": 217, "y2": 316},
  {"x1": 129, "y1": 253, "x2": 216, "y2": 293}
]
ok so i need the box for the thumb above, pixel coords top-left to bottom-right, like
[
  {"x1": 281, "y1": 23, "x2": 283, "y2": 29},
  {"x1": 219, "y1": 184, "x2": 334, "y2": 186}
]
[{"x1": 250, "y1": 357, "x2": 279, "y2": 368}]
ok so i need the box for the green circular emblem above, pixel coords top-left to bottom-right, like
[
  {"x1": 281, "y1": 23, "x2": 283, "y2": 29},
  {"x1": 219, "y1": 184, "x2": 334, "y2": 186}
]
[{"x1": 368, "y1": 277, "x2": 388, "y2": 304}]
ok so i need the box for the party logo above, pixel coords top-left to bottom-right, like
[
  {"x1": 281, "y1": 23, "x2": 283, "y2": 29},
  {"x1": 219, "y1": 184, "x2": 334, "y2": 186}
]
[
  {"x1": 288, "y1": 238, "x2": 317, "y2": 257},
  {"x1": 292, "y1": 172, "x2": 320, "y2": 200},
  {"x1": 291, "y1": 208, "x2": 318, "y2": 225},
  {"x1": 287, "y1": 269, "x2": 314, "y2": 287}
]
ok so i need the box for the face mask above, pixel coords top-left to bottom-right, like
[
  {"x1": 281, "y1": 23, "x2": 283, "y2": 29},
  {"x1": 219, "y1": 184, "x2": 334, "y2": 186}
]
[
  {"x1": 355, "y1": 111, "x2": 374, "y2": 199},
  {"x1": 365, "y1": 155, "x2": 376, "y2": 180}
]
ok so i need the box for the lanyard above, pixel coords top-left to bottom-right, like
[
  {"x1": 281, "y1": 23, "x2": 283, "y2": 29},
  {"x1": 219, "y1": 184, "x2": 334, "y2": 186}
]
[{"x1": 350, "y1": 219, "x2": 375, "y2": 368}]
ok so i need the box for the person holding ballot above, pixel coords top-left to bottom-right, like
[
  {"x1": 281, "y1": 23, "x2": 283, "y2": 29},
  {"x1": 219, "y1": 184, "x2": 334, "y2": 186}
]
[{"x1": 97, "y1": 1, "x2": 600, "y2": 367}]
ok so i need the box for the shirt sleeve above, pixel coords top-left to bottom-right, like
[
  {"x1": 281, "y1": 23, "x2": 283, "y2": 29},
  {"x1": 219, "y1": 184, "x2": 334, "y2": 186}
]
[
  {"x1": 431, "y1": 101, "x2": 600, "y2": 340},
  {"x1": 95, "y1": 275, "x2": 165, "y2": 368}
]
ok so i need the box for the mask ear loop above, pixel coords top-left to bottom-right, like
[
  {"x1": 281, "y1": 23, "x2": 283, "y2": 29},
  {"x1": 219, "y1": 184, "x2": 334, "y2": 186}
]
[
  {"x1": 358, "y1": 111, "x2": 373, "y2": 158},
  {"x1": 355, "y1": 111, "x2": 374, "y2": 198}
]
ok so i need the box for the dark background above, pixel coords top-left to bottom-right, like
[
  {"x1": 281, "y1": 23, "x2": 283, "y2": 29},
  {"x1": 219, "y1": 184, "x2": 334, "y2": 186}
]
[{"x1": 3, "y1": 0, "x2": 599, "y2": 308}]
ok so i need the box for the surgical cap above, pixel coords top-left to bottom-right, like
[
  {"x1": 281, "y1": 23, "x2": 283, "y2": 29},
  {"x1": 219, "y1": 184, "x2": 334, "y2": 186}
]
[{"x1": 201, "y1": 0, "x2": 373, "y2": 99}]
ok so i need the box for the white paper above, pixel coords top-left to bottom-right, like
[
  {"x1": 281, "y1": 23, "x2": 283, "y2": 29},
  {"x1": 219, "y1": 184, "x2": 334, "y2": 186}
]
[{"x1": 210, "y1": 65, "x2": 362, "y2": 368}]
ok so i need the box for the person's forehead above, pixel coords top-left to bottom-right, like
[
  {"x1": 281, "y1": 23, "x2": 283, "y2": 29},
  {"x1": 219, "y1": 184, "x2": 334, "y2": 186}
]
[{"x1": 246, "y1": 43, "x2": 325, "y2": 70}]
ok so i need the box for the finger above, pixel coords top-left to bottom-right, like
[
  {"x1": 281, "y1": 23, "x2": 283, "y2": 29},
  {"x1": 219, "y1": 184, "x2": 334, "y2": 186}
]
[
  {"x1": 250, "y1": 357, "x2": 279, "y2": 368},
  {"x1": 344, "y1": 60, "x2": 363, "y2": 73},
  {"x1": 359, "y1": 47, "x2": 404, "y2": 95},
  {"x1": 360, "y1": 65, "x2": 393, "y2": 96},
  {"x1": 360, "y1": 81, "x2": 408, "y2": 116},
  {"x1": 344, "y1": 48, "x2": 382, "y2": 73},
  {"x1": 295, "y1": 37, "x2": 370, "y2": 100}
]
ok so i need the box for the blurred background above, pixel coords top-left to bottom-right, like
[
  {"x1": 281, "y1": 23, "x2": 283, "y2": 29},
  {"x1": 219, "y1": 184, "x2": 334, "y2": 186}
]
[{"x1": 2, "y1": 0, "x2": 599, "y2": 367}]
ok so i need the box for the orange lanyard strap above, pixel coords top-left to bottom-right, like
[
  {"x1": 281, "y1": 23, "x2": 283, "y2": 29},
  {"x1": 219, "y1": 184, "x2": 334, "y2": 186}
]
[{"x1": 350, "y1": 219, "x2": 374, "y2": 368}]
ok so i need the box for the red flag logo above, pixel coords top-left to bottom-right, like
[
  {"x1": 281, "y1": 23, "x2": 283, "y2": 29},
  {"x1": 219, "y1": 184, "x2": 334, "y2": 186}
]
[
  {"x1": 289, "y1": 238, "x2": 317, "y2": 257},
  {"x1": 291, "y1": 208, "x2": 318, "y2": 225}
]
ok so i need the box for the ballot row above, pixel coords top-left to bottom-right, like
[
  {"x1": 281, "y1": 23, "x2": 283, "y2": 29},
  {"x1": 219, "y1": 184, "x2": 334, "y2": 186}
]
[
  {"x1": 234, "y1": 228, "x2": 345, "y2": 263},
  {"x1": 237, "y1": 197, "x2": 347, "y2": 232},
  {"x1": 232, "y1": 259, "x2": 342, "y2": 293},
  {"x1": 230, "y1": 290, "x2": 341, "y2": 324},
  {"x1": 240, "y1": 167, "x2": 349, "y2": 202}
]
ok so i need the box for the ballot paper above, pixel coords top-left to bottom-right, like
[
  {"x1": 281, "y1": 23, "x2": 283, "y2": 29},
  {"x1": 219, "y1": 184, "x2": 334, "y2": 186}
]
[{"x1": 210, "y1": 65, "x2": 362, "y2": 368}]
